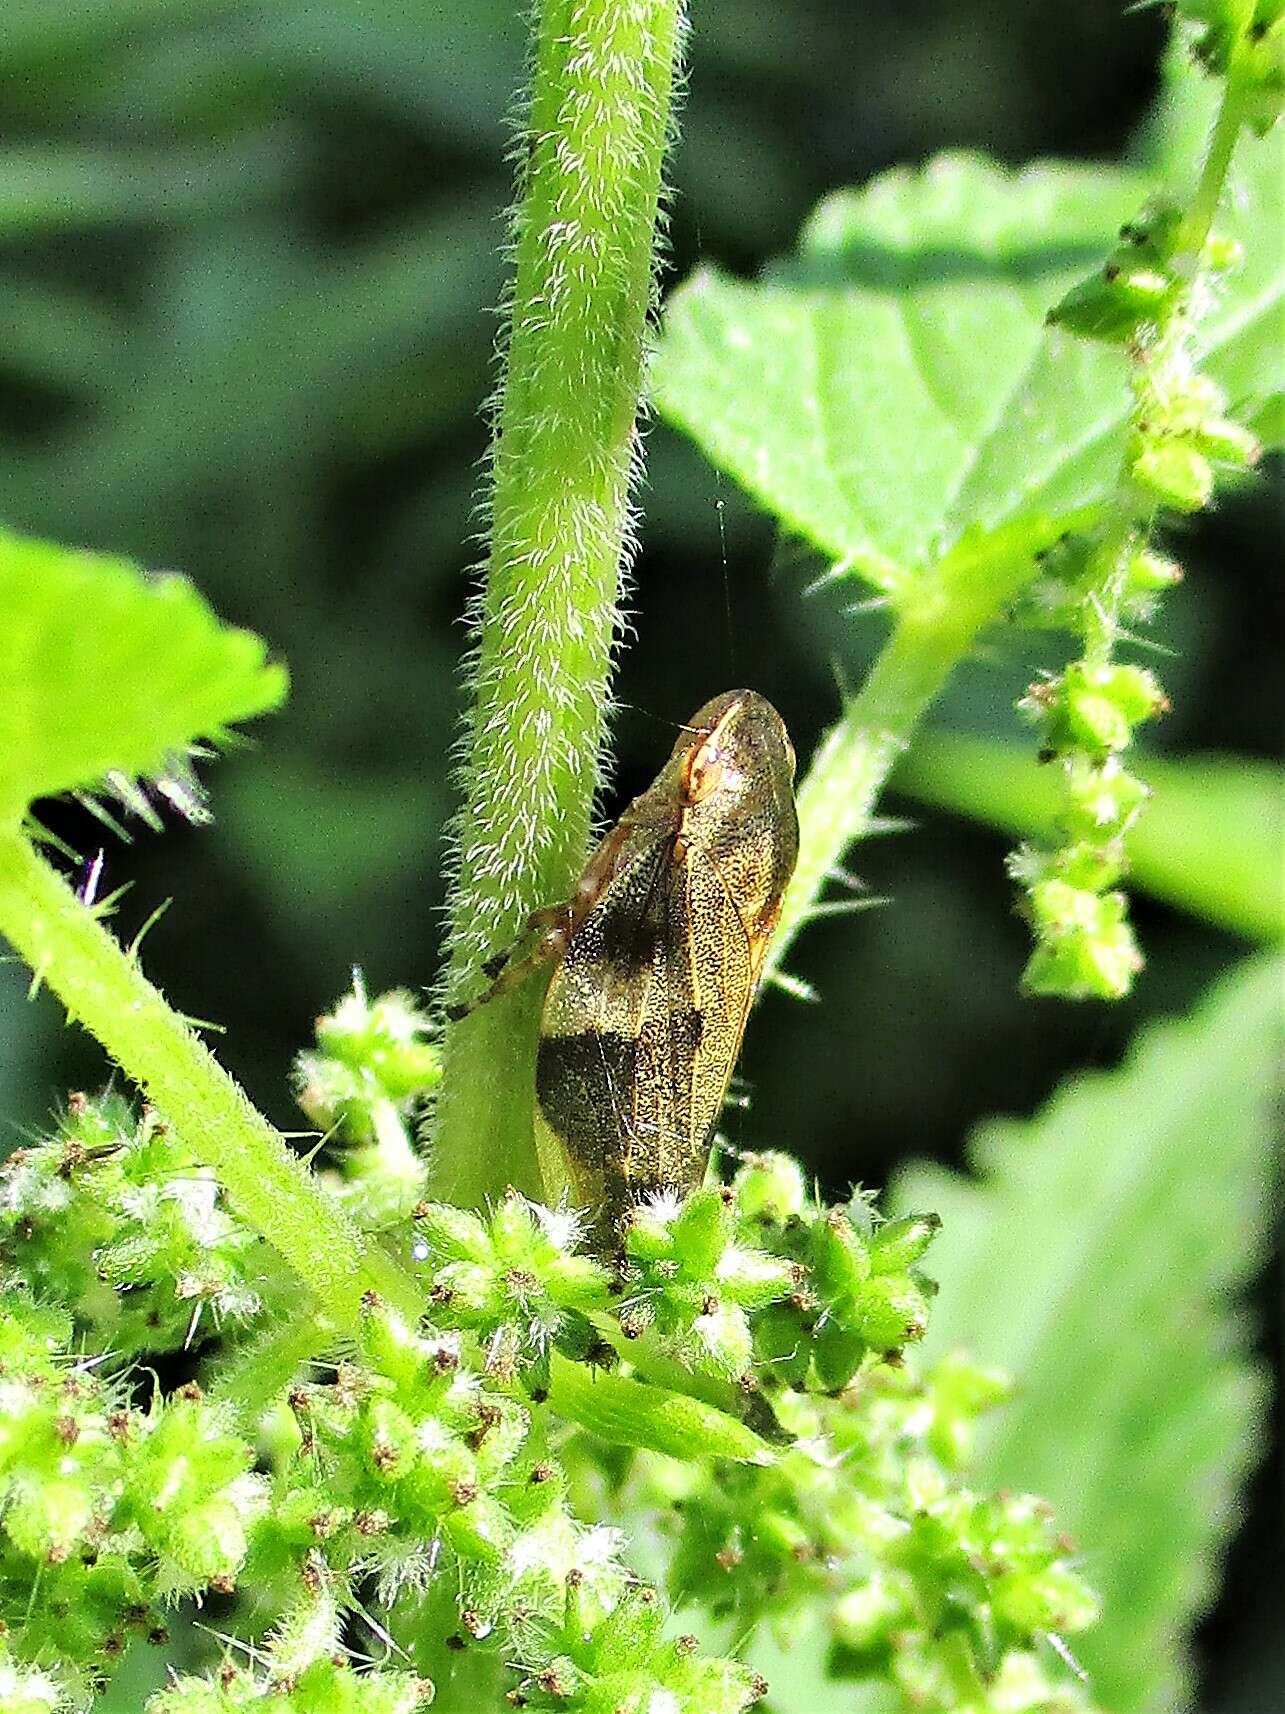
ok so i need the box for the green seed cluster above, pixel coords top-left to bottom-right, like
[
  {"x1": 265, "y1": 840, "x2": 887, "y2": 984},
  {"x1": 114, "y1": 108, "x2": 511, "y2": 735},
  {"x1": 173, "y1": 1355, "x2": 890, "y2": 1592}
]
[
  {"x1": 614, "y1": 1155, "x2": 937, "y2": 1395},
  {"x1": 1050, "y1": 198, "x2": 1259, "y2": 510},
  {"x1": 645, "y1": 1358, "x2": 1098, "y2": 1712},
  {"x1": 0, "y1": 1275, "x2": 763, "y2": 1714},
  {"x1": 824, "y1": 1372, "x2": 1100, "y2": 1711},
  {"x1": 411, "y1": 1161, "x2": 939, "y2": 1407},
  {"x1": 1011, "y1": 40, "x2": 1271, "y2": 1005},
  {"x1": 512, "y1": 1581, "x2": 766, "y2": 1713},
  {"x1": 294, "y1": 980, "x2": 440, "y2": 1229},
  {"x1": 268, "y1": 1301, "x2": 547, "y2": 1620},
  {"x1": 1, "y1": 1092, "x2": 269, "y2": 1356},
  {"x1": 411, "y1": 1191, "x2": 612, "y2": 1394},
  {"x1": 146, "y1": 1584, "x2": 434, "y2": 1713},
  {"x1": 0, "y1": 1293, "x2": 264, "y2": 1704},
  {"x1": 0, "y1": 1071, "x2": 1098, "y2": 1714},
  {"x1": 748, "y1": 1189, "x2": 938, "y2": 1394},
  {"x1": 152, "y1": 1652, "x2": 433, "y2": 1714},
  {"x1": 619, "y1": 1184, "x2": 799, "y2": 1384},
  {"x1": 223, "y1": 1293, "x2": 766, "y2": 1714}
]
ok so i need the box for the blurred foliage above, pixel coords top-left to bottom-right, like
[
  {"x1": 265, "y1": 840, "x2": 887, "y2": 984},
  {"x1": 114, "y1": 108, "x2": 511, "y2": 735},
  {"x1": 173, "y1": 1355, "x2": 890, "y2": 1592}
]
[
  {"x1": 0, "y1": 524, "x2": 285, "y2": 820},
  {"x1": 895, "y1": 734, "x2": 1284, "y2": 942},
  {"x1": 894, "y1": 953, "x2": 1280, "y2": 1712},
  {"x1": 0, "y1": 1, "x2": 1278, "y2": 1707}
]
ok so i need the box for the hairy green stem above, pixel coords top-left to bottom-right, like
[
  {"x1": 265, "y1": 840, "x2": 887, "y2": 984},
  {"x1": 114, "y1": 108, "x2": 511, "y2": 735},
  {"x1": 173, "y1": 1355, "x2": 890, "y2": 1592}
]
[
  {"x1": 433, "y1": 0, "x2": 686, "y2": 1207},
  {"x1": 0, "y1": 826, "x2": 420, "y2": 1328},
  {"x1": 770, "y1": 544, "x2": 1042, "y2": 977},
  {"x1": 1081, "y1": 507, "x2": 1148, "y2": 669},
  {"x1": 209, "y1": 1308, "x2": 331, "y2": 1422}
]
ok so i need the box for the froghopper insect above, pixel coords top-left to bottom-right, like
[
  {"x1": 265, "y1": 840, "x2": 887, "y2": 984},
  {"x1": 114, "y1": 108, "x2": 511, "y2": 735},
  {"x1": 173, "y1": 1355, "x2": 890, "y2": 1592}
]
[{"x1": 457, "y1": 689, "x2": 799, "y2": 1232}]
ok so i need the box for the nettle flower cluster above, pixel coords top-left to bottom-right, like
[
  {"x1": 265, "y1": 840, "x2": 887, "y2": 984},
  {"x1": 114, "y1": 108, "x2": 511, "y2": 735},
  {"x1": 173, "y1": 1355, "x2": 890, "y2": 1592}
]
[
  {"x1": 0, "y1": 988, "x2": 1099, "y2": 1713},
  {"x1": 620, "y1": 1157, "x2": 1100, "y2": 1712},
  {"x1": 1008, "y1": 0, "x2": 1281, "y2": 1001},
  {"x1": 294, "y1": 978, "x2": 440, "y2": 1227},
  {"x1": 1, "y1": 1092, "x2": 272, "y2": 1356}
]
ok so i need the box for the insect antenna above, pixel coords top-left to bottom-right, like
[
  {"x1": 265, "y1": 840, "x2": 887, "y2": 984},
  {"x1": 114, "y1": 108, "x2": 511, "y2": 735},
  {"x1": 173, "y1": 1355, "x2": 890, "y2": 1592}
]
[
  {"x1": 613, "y1": 699, "x2": 707, "y2": 739},
  {"x1": 800, "y1": 894, "x2": 891, "y2": 922},
  {"x1": 714, "y1": 477, "x2": 737, "y2": 676}
]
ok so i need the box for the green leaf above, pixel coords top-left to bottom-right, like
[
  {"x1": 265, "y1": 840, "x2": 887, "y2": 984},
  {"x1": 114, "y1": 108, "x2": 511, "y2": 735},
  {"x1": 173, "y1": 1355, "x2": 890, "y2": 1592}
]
[
  {"x1": 893, "y1": 731, "x2": 1285, "y2": 942},
  {"x1": 652, "y1": 153, "x2": 1144, "y2": 586},
  {"x1": 547, "y1": 1353, "x2": 774, "y2": 1466},
  {"x1": 652, "y1": 141, "x2": 1284, "y2": 585},
  {"x1": 891, "y1": 956, "x2": 1280, "y2": 1713},
  {"x1": 0, "y1": 525, "x2": 287, "y2": 821}
]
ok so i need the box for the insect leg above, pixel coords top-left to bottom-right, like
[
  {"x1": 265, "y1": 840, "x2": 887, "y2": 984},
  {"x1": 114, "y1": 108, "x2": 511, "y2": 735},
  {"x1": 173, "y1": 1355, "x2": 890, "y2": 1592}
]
[
  {"x1": 444, "y1": 907, "x2": 572, "y2": 1020},
  {"x1": 447, "y1": 820, "x2": 636, "y2": 1020}
]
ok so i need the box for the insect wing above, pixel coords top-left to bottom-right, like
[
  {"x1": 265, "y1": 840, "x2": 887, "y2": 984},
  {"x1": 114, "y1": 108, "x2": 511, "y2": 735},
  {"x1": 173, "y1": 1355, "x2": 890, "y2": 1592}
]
[
  {"x1": 535, "y1": 827, "x2": 753, "y2": 1215},
  {"x1": 670, "y1": 840, "x2": 755, "y2": 1167}
]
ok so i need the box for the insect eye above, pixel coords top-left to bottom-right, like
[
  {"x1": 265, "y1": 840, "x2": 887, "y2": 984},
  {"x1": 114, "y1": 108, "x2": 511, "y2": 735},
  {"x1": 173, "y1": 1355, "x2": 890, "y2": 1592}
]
[{"x1": 681, "y1": 742, "x2": 724, "y2": 804}]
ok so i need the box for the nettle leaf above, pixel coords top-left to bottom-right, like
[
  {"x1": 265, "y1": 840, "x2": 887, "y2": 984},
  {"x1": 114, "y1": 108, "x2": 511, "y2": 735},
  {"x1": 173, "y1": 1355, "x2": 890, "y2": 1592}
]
[
  {"x1": 0, "y1": 525, "x2": 287, "y2": 822},
  {"x1": 652, "y1": 154, "x2": 1143, "y2": 587},
  {"x1": 652, "y1": 142, "x2": 1283, "y2": 586},
  {"x1": 892, "y1": 956, "x2": 1280, "y2": 1713},
  {"x1": 894, "y1": 732, "x2": 1285, "y2": 942}
]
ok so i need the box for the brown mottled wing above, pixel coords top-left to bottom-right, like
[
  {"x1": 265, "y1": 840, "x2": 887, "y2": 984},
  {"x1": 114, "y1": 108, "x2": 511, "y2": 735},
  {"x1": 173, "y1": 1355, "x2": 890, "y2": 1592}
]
[
  {"x1": 535, "y1": 828, "x2": 753, "y2": 1219},
  {"x1": 671, "y1": 841, "x2": 755, "y2": 1173}
]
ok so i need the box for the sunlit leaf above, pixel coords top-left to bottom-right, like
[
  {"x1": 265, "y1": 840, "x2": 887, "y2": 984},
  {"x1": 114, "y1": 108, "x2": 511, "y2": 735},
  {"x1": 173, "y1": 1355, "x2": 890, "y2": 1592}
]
[
  {"x1": 0, "y1": 525, "x2": 287, "y2": 821},
  {"x1": 653, "y1": 138, "x2": 1284, "y2": 585},
  {"x1": 652, "y1": 155, "x2": 1143, "y2": 584}
]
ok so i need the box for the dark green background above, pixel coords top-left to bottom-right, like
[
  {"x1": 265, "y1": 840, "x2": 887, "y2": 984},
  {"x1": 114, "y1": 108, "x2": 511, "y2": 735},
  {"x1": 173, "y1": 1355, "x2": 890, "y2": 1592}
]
[{"x1": 0, "y1": 3, "x2": 1278, "y2": 1705}]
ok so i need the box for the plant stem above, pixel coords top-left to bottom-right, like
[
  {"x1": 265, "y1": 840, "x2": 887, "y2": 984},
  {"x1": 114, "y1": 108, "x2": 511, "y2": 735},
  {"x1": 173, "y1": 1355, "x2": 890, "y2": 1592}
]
[
  {"x1": 433, "y1": 0, "x2": 686, "y2": 1207},
  {"x1": 1180, "y1": 26, "x2": 1253, "y2": 257},
  {"x1": 778, "y1": 20, "x2": 1261, "y2": 988},
  {"x1": 209, "y1": 1307, "x2": 331, "y2": 1422},
  {"x1": 0, "y1": 825, "x2": 420, "y2": 1328},
  {"x1": 769, "y1": 543, "x2": 1041, "y2": 977}
]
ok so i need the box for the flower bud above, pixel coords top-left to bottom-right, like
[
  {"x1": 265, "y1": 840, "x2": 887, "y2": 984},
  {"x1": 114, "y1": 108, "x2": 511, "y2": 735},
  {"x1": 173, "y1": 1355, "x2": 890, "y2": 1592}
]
[
  {"x1": 1126, "y1": 546, "x2": 1183, "y2": 593},
  {"x1": 853, "y1": 1273, "x2": 931, "y2": 1353},
  {"x1": 1063, "y1": 758, "x2": 1149, "y2": 839},
  {"x1": 813, "y1": 1319, "x2": 868, "y2": 1393},
  {"x1": 733, "y1": 1151, "x2": 807, "y2": 1223},
  {"x1": 1024, "y1": 885, "x2": 1142, "y2": 1000},
  {"x1": 1049, "y1": 263, "x2": 1179, "y2": 345},
  {"x1": 4, "y1": 1476, "x2": 94, "y2": 1562},
  {"x1": 992, "y1": 1563, "x2": 1101, "y2": 1634},
  {"x1": 672, "y1": 1188, "x2": 735, "y2": 1276},
  {"x1": 169, "y1": 1497, "x2": 248, "y2": 1585},
  {"x1": 1131, "y1": 438, "x2": 1214, "y2": 511},
  {"x1": 1056, "y1": 662, "x2": 1167, "y2": 755},
  {"x1": 811, "y1": 1211, "x2": 871, "y2": 1301},
  {"x1": 1194, "y1": 414, "x2": 1261, "y2": 468},
  {"x1": 868, "y1": 1212, "x2": 940, "y2": 1274}
]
